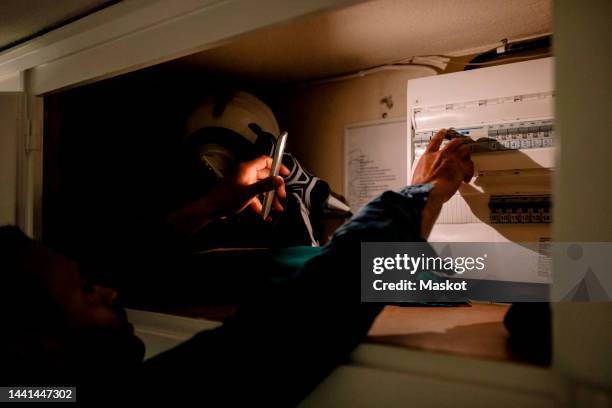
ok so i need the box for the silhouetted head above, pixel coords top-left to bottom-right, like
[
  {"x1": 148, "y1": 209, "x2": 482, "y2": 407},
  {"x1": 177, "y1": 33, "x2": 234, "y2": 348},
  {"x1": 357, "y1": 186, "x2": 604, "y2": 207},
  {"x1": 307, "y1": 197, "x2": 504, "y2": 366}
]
[{"x1": 0, "y1": 226, "x2": 144, "y2": 384}]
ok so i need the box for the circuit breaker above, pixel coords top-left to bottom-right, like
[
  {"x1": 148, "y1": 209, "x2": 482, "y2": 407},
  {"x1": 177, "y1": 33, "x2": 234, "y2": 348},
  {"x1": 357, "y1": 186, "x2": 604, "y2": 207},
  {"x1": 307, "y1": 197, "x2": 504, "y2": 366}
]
[{"x1": 407, "y1": 57, "x2": 555, "y2": 246}]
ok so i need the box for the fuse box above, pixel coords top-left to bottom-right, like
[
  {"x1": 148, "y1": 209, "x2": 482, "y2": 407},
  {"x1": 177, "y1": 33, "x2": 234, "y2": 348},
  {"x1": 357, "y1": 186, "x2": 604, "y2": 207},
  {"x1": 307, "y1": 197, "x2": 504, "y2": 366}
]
[{"x1": 407, "y1": 58, "x2": 555, "y2": 283}]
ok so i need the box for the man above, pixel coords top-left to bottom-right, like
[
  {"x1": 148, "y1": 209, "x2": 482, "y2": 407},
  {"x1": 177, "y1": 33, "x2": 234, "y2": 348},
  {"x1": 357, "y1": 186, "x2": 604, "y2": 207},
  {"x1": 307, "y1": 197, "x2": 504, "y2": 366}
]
[{"x1": 0, "y1": 130, "x2": 472, "y2": 404}]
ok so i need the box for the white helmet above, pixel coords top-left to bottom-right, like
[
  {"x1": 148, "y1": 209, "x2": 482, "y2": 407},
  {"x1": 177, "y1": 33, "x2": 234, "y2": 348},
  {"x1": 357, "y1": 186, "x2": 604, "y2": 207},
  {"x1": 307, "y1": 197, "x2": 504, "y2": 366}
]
[
  {"x1": 185, "y1": 91, "x2": 280, "y2": 143},
  {"x1": 184, "y1": 91, "x2": 280, "y2": 178}
]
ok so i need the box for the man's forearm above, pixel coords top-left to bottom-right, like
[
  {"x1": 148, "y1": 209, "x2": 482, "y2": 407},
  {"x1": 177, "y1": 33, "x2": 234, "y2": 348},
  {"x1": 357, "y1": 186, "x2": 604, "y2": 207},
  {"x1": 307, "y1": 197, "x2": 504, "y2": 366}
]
[
  {"x1": 143, "y1": 184, "x2": 435, "y2": 405},
  {"x1": 165, "y1": 198, "x2": 217, "y2": 238},
  {"x1": 329, "y1": 183, "x2": 434, "y2": 246},
  {"x1": 420, "y1": 190, "x2": 444, "y2": 239}
]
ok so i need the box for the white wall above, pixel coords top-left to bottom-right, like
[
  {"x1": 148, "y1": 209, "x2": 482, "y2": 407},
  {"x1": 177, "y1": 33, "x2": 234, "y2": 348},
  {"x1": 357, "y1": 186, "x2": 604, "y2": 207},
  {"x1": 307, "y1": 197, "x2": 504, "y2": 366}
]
[
  {"x1": 283, "y1": 66, "x2": 435, "y2": 194},
  {"x1": 0, "y1": 94, "x2": 20, "y2": 225},
  {"x1": 553, "y1": 0, "x2": 612, "y2": 392}
]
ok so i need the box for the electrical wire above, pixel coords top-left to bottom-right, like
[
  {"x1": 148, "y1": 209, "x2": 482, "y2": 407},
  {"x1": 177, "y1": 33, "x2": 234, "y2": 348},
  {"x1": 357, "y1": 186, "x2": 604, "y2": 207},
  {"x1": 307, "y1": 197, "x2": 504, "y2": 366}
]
[
  {"x1": 301, "y1": 37, "x2": 552, "y2": 87},
  {"x1": 300, "y1": 62, "x2": 439, "y2": 87}
]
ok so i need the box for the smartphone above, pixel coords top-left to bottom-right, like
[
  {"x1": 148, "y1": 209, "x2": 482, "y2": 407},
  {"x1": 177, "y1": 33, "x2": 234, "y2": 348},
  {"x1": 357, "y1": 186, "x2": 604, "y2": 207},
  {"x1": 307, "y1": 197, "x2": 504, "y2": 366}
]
[{"x1": 261, "y1": 131, "x2": 288, "y2": 220}]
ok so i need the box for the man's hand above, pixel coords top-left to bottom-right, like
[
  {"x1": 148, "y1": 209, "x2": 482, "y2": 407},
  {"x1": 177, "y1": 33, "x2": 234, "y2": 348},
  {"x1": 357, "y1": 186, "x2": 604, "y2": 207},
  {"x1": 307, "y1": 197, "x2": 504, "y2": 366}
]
[
  {"x1": 412, "y1": 129, "x2": 474, "y2": 238},
  {"x1": 208, "y1": 155, "x2": 289, "y2": 219},
  {"x1": 166, "y1": 155, "x2": 289, "y2": 238}
]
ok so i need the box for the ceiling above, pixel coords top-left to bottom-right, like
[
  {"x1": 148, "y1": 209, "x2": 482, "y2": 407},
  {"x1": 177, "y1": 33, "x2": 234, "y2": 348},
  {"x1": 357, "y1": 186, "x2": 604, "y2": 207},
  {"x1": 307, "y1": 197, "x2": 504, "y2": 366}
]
[
  {"x1": 170, "y1": 0, "x2": 552, "y2": 83},
  {"x1": 0, "y1": 0, "x2": 115, "y2": 51},
  {"x1": 0, "y1": 0, "x2": 551, "y2": 82}
]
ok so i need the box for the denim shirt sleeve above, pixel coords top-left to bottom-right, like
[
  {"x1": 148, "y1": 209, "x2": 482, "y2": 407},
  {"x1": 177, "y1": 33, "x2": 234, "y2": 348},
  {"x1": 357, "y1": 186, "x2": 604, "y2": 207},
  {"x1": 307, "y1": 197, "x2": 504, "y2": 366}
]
[
  {"x1": 328, "y1": 183, "x2": 434, "y2": 247},
  {"x1": 140, "y1": 184, "x2": 435, "y2": 406}
]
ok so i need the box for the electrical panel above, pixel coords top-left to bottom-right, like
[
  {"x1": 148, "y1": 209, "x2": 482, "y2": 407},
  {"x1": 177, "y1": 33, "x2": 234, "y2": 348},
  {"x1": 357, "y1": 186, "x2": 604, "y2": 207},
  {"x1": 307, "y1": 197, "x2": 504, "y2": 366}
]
[{"x1": 407, "y1": 58, "x2": 555, "y2": 275}]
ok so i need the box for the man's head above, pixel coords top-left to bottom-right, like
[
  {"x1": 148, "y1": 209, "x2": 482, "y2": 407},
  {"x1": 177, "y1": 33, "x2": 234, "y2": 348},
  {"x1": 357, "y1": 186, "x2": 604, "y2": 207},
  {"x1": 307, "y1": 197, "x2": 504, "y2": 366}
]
[{"x1": 0, "y1": 226, "x2": 144, "y2": 383}]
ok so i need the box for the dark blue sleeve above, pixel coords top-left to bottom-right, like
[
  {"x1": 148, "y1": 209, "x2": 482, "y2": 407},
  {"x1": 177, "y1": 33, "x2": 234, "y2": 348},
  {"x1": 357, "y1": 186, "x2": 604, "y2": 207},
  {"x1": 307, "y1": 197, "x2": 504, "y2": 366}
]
[
  {"x1": 140, "y1": 184, "x2": 433, "y2": 405},
  {"x1": 328, "y1": 184, "x2": 433, "y2": 246}
]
